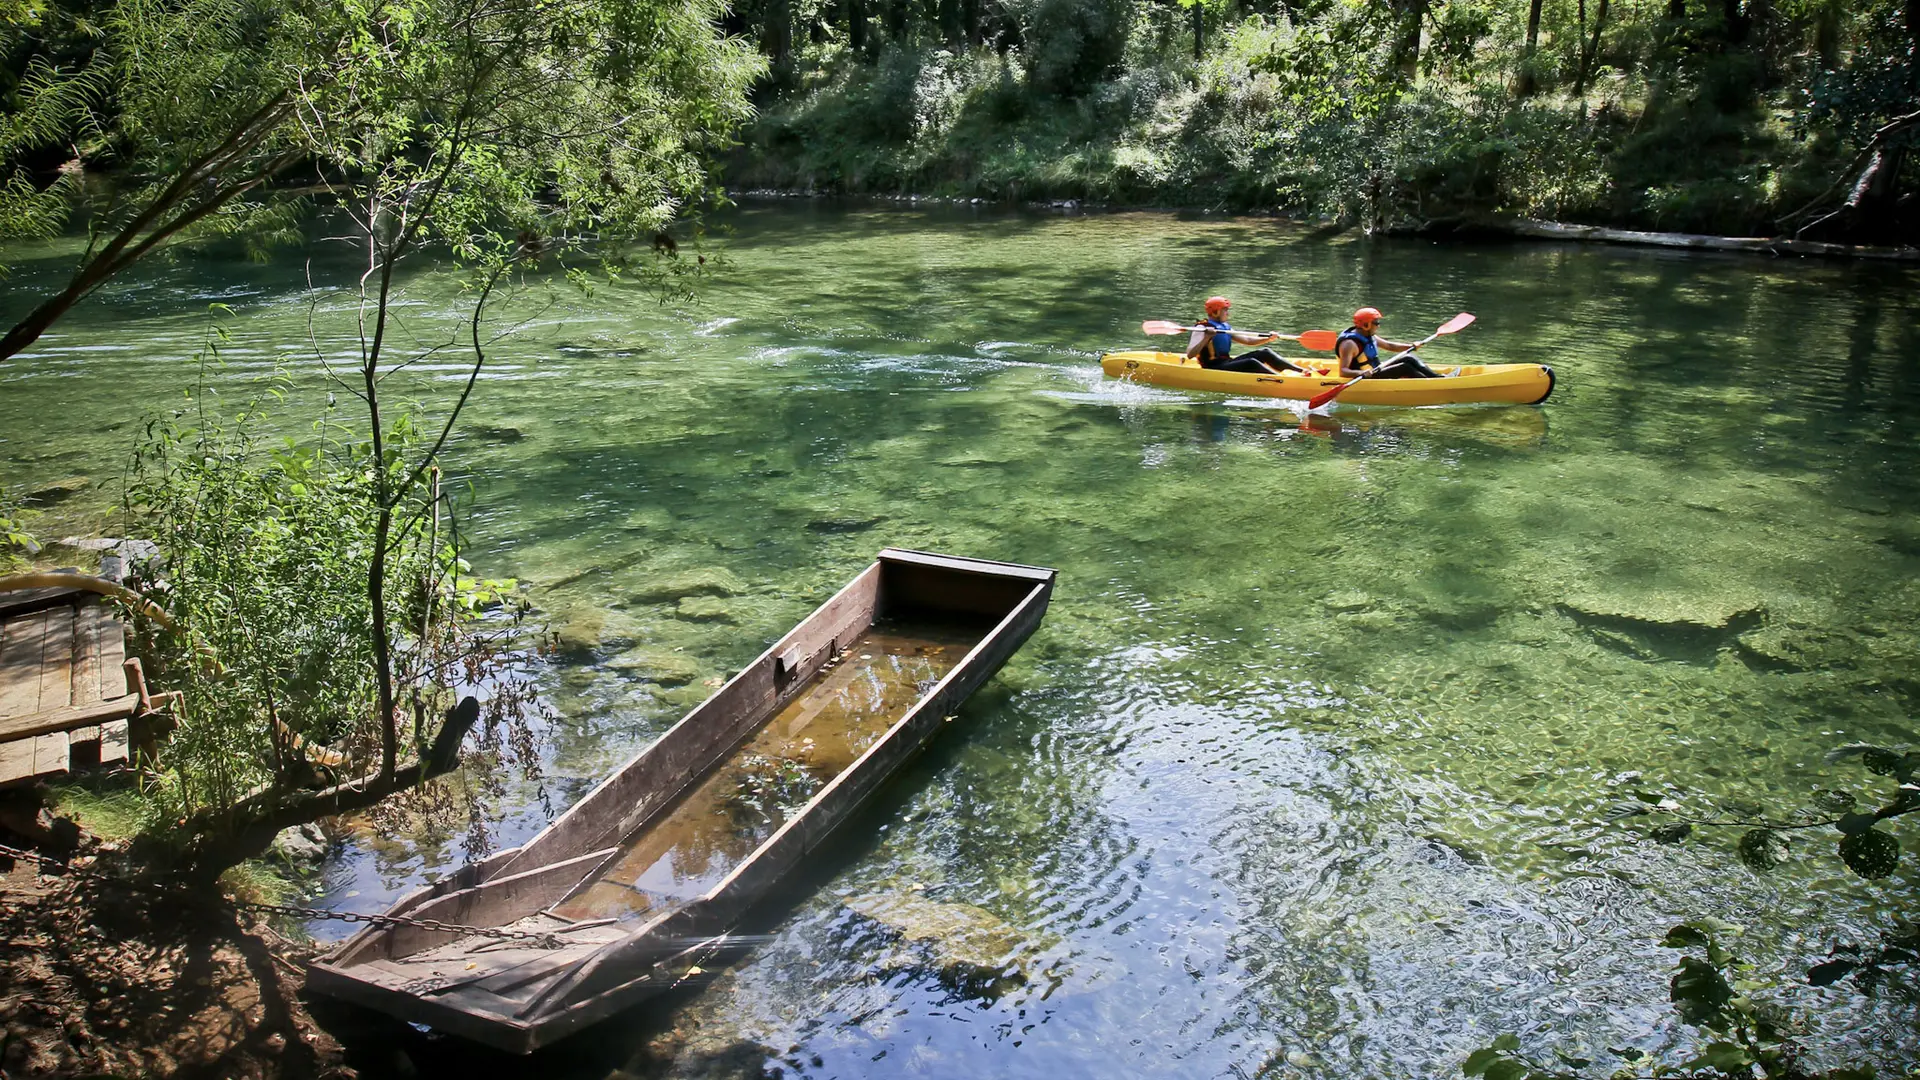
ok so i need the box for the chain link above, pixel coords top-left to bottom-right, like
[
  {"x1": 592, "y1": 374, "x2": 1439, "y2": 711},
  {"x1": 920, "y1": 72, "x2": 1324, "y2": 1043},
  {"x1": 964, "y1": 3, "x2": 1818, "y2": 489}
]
[{"x1": 0, "y1": 839, "x2": 563, "y2": 948}]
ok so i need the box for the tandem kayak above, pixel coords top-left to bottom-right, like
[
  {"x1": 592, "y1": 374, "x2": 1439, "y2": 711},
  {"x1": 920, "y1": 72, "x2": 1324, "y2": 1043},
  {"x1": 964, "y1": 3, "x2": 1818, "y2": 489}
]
[{"x1": 1100, "y1": 351, "x2": 1555, "y2": 407}]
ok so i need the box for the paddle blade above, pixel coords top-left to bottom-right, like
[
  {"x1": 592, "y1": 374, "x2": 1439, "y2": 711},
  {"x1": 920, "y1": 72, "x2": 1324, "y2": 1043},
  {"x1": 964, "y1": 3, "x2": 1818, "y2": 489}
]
[
  {"x1": 1307, "y1": 377, "x2": 1358, "y2": 410},
  {"x1": 1296, "y1": 329, "x2": 1339, "y2": 351},
  {"x1": 1141, "y1": 320, "x2": 1193, "y2": 336},
  {"x1": 1435, "y1": 312, "x2": 1476, "y2": 336}
]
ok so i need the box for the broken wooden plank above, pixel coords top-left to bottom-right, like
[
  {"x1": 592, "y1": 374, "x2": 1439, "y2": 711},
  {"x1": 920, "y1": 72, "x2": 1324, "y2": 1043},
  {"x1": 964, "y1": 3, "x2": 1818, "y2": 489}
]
[
  {"x1": 0, "y1": 611, "x2": 50, "y2": 719},
  {"x1": 0, "y1": 693, "x2": 142, "y2": 742},
  {"x1": 36, "y1": 603, "x2": 75, "y2": 714}
]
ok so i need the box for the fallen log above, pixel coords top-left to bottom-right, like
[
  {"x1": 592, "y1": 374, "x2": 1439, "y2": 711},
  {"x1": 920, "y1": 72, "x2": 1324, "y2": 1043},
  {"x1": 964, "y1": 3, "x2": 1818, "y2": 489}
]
[{"x1": 1505, "y1": 218, "x2": 1920, "y2": 261}]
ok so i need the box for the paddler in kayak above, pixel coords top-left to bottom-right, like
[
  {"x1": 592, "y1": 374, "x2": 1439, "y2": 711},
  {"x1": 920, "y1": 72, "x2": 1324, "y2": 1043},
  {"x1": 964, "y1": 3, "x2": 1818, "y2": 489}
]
[
  {"x1": 1187, "y1": 296, "x2": 1306, "y2": 375},
  {"x1": 1336, "y1": 307, "x2": 1445, "y2": 379}
]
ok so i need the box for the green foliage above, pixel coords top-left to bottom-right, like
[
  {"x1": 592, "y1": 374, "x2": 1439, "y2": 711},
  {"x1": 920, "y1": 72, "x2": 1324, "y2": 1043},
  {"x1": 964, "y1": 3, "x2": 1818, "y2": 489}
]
[
  {"x1": 122, "y1": 391, "x2": 457, "y2": 823},
  {"x1": 0, "y1": 484, "x2": 39, "y2": 569},
  {"x1": 725, "y1": 0, "x2": 1917, "y2": 237}
]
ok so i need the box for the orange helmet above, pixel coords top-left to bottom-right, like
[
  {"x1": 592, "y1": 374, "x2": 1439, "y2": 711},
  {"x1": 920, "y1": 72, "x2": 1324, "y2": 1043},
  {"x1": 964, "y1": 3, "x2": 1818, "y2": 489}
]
[
  {"x1": 1204, "y1": 296, "x2": 1231, "y2": 317},
  {"x1": 1353, "y1": 307, "x2": 1383, "y2": 325}
]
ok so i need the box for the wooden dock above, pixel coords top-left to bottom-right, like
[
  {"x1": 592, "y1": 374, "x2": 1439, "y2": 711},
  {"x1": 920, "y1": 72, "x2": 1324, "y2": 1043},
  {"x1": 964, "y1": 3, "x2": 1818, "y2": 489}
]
[{"x1": 0, "y1": 579, "x2": 148, "y2": 787}]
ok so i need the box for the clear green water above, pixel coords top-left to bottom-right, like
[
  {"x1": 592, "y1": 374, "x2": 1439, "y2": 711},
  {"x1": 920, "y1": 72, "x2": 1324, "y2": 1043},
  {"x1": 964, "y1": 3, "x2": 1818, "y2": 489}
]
[{"x1": 3, "y1": 203, "x2": 1917, "y2": 1076}]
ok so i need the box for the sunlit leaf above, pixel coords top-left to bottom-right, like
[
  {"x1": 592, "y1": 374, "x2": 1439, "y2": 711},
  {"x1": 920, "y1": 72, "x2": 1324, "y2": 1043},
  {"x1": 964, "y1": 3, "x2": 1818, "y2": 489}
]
[
  {"x1": 1809, "y1": 789, "x2": 1857, "y2": 813},
  {"x1": 1650, "y1": 821, "x2": 1692, "y2": 844}
]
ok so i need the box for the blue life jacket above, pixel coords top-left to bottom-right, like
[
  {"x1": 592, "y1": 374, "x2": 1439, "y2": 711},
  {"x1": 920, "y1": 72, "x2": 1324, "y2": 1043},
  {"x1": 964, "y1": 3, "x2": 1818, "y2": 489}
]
[
  {"x1": 1202, "y1": 318, "x2": 1233, "y2": 362},
  {"x1": 1337, "y1": 326, "x2": 1379, "y2": 369}
]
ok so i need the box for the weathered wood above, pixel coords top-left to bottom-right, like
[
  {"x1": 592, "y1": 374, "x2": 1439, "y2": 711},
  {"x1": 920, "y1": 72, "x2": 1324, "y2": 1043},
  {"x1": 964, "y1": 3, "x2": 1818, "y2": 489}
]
[
  {"x1": 0, "y1": 693, "x2": 142, "y2": 742},
  {"x1": 36, "y1": 604, "x2": 75, "y2": 713},
  {"x1": 488, "y1": 562, "x2": 884, "y2": 882},
  {"x1": 1509, "y1": 218, "x2": 1920, "y2": 261},
  {"x1": 310, "y1": 549, "x2": 1057, "y2": 1055},
  {"x1": 0, "y1": 610, "x2": 50, "y2": 718},
  {"x1": 0, "y1": 585, "x2": 87, "y2": 620},
  {"x1": 73, "y1": 602, "x2": 106, "y2": 703},
  {"x1": 332, "y1": 847, "x2": 620, "y2": 966},
  {"x1": 99, "y1": 719, "x2": 129, "y2": 765},
  {"x1": 29, "y1": 731, "x2": 68, "y2": 778},
  {"x1": 0, "y1": 737, "x2": 36, "y2": 786}
]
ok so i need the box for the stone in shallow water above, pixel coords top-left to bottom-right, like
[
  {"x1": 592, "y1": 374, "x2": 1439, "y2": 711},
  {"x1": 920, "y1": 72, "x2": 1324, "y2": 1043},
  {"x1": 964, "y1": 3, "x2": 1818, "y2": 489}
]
[
  {"x1": 551, "y1": 606, "x2": 644, "y2": 659},
  {"x1": 1735, "y1": 621, "x2": 1857, "y2": 673},
  {"x1": 845, "y1": 892, "x2": 1031, "y2": 991},
  {"x1": 1324, "y1": 589, "x2": 1373, "y2": 613},
  {"x1": 628, "y1": 567, "x2": 747, "y2": 605},
  {"x1": 675, "y1": 596, "x2": 736, "y2": 623},
  {"x1": 1560, "y1": 589, "x2": 1764, "y2": 632},
  {"x1": 805, "y1": 515, "x2": 883, "y2": 534},
  {"x1": 605, "y1": 645, "x2": 702, "y2": 686},
  {"x1": 26, "y1": 476, "x2": 90, "y2": 505}
]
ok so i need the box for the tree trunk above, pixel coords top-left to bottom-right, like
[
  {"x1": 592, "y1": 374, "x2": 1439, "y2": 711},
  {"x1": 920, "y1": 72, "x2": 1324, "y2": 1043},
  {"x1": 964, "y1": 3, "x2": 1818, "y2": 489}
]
[
  {"x1": 1574, "y1": 0, "x2": 1609, "y2": 96},
  {"x1": 160, "y1": 697, "x2": 481, "y2": 883},
  {"x1": 1192, "y1": 1, "x2": 1204, "y2": 61},
  {"x1": 1720, "y1": 0, "x2": 1747, "y2": 44},
  {"x1": 1517, "y1": 0, "x2": 1545, "y2": 95},
  {"x1": 1389, "y1": 0, "x2": 1429, "y2": 82},
  {"x1": 850, "y1": 0, "x2": 868, "y2": 54}
]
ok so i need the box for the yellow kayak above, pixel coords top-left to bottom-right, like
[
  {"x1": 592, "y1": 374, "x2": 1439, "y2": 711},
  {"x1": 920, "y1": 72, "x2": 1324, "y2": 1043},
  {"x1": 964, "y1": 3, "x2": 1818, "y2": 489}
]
[{"x1": 1100, "y1": 351, "x2": 1555, "y2": 407}]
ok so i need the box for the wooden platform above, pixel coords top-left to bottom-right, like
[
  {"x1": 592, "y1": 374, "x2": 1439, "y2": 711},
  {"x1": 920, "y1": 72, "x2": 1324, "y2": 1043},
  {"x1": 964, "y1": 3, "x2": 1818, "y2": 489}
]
[{"x1": 0, "y1": 583, "x2": 141, "y2": 787}]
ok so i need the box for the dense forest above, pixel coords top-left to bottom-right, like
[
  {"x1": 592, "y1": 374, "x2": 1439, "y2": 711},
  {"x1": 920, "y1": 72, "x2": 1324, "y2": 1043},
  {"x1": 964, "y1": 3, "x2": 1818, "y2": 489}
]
[{"x1": 720, "y1": 0, "x2": 1920, "y2": 240}]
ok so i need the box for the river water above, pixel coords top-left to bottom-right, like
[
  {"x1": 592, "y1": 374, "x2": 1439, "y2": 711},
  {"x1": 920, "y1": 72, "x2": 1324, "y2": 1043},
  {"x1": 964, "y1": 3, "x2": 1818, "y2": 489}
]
[{"x1": 3, "y1": 202, "x2": 1917, "y2": 1077}]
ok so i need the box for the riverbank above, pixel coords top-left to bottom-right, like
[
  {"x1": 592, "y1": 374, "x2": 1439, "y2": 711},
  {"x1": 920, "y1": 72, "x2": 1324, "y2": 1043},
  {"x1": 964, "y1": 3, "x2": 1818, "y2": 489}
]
[
  {"x1": 727, "y1": 189, "x2": 1920, "y2": 261},
  {"x1": 0, "y1": 811, "x2": 352, "y2": 1079}
]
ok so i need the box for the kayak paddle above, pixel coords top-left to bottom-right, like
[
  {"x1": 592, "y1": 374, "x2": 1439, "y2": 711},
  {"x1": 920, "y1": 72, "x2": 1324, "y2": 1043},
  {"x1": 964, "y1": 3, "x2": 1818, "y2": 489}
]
[
  {"x1": 1141, "y1": 320, "x2": 1340, "y2": 351},
  {"x1": 1306, "y1": 312, "x2": 1476, "y2": 410}
]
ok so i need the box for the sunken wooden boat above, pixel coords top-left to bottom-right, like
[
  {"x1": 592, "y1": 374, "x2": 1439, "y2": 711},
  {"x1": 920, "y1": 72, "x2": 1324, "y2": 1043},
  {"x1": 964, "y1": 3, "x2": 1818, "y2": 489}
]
[{"x1": 308, "y1": 548, "x2": 1056, "y2": 1052}]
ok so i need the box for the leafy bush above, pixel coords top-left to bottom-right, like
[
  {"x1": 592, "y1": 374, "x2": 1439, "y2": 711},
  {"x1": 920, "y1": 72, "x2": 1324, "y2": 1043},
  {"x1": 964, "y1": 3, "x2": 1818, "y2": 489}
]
[{"x1": 121, "y1": 391, "x2": 538, "y2": 852}]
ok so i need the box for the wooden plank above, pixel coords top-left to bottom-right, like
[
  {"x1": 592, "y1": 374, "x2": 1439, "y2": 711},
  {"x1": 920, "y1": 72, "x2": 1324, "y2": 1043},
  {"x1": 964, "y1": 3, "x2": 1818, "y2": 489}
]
[
  {"x1": 30, "y1": 730, "x2": 68, "y2": 778},
  {"x1": 332, "y1": 847, "x2": 620, "y2": 965},
  {"x1": 488, "y1": 562, "x2": 883, "y2": 882},
  {"x1": 98, "y1": 615, "x2": 127, "y2": 700},
  {"x1": 0, "y1": 694, "x2": 142, "y2": 742},
  {"x1": 36, "y1": 604, "x2": 75, "y2": 713},
  {"x1": 0, "y1": 611, "x2": 50, "y2": 719},
  {"x1": 99, "y1": 719, "x2": 128, "y2": 765},
  {"x1": 0, "y1": 584, "x2": 86, "y2": 620},
  {"x1": 0, "y1": 738, "x2": 36, "y2": 786},
  {"x1": 72, "y1": 602, "x2": 105, "y2": 705}
]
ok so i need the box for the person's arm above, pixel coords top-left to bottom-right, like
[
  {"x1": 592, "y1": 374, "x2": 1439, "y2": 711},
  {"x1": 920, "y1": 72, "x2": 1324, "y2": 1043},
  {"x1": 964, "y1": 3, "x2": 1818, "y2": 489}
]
[
  {"x1": 1230, "y1": 330, "x2": 1276, "y2": 346},
  {"x1": 1375, "y1": 335, "x2": 1419, "y2": 353},
  {"x1": 1185, "y1": 328, "x2": 1206, "y2": 359},
  {"x1": 1336, "y1": 339, "x2": 1367, "y2": 378}
]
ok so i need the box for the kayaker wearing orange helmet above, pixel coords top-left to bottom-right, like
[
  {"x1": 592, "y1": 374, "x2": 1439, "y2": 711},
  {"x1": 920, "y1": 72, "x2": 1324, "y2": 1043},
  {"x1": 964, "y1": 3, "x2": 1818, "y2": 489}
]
[
  {"x1": 1187, "y1": 296, "x2": 1305, "y2": 375},
  {"x1": 1336, "y1": 307, "x2": 1443, "y2": 379}
]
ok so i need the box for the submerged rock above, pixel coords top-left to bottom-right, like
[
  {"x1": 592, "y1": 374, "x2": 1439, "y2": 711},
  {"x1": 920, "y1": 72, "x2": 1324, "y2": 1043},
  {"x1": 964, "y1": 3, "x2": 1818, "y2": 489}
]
[
  {"x1": 1735, "y1": 621, "x2": 1857, "y2": 673},
  {"x1": 629, "y1": 567, "x2": 746, "y2": 605},
  {"x1": 605, "y1": 645, "x2": 702, "y2": 686},
  {"x1": 805, "y1": 515, "x2": 884, "y2": 534},
  {"x1": 1559, "y1": 590, "x2": 1765, "y2": 662},
  {"x1": 26, "y1": 477, "x2": 90, "y2": 505},
  {"x1": 551, "y1": 606, "x2": 644, "y2": 659},
  {"x1": 675, "y1": 596, "x2": 736, "y2": 623},
  {"x1": 844, "y1": 891, "x2": 1030, "y2": 994}
]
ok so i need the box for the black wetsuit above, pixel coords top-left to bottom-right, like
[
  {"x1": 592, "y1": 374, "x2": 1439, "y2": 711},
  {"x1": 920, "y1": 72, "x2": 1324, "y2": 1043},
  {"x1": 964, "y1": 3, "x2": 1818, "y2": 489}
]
[{"x1": 1195, "y1": 318, "x2": 1304, "y2": 374}]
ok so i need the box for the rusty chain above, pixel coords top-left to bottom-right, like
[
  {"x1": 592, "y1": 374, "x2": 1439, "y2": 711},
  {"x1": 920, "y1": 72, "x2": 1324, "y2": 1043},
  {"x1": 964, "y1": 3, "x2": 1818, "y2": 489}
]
[{"x1": 0, "y1": 839, "x2": 564, "y2": 948}]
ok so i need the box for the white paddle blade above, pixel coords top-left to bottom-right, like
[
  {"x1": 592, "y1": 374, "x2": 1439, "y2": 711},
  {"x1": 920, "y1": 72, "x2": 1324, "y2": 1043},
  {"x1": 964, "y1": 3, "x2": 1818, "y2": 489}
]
[
  {"x1": 1141, "y1": 320, "x2": 1193, "y2": 336},
  {"x1": 1436, "y1": 312, "x2": 1476, "y2": 335}
]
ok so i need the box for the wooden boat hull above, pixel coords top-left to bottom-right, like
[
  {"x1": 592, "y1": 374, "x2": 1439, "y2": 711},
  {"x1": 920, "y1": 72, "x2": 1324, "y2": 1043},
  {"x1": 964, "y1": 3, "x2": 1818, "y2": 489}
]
[
  {"x1": 1100, "y1": 350, "x2": 1555, "y2": 406},
  {"x1": 308, "y1": 549, "x2": 1056, "y2": 1052}
]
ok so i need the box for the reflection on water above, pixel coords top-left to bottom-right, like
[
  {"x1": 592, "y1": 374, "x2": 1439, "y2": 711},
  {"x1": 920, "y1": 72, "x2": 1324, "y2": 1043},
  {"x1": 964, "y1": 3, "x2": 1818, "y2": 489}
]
[
  {"x1": 2, "y1": 204, "x2": 1917, "y2": 1076},
  {"x1": 555, "y1": 625, "x2": 969, "y2": 922}
]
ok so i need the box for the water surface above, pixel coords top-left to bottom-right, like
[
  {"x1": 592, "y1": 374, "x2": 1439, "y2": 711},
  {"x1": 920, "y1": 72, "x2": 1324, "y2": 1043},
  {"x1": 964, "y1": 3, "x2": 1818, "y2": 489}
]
[{"x1": 3, "y1": 203, "x2": 1917, "y2": 1077}]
